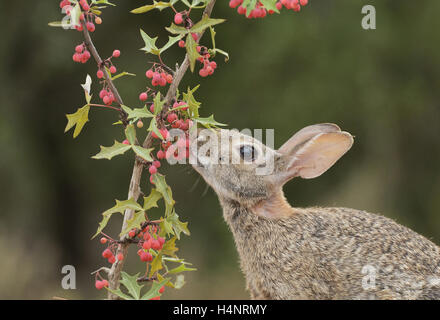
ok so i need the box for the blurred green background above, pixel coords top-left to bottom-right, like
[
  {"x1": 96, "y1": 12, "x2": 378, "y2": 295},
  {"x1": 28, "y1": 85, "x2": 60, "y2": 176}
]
[{"x1": 0, "y1": 0, "x2": 439, "y2": 299}]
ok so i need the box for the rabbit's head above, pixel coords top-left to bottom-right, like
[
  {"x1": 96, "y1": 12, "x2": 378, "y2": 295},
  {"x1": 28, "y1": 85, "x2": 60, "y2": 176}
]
[{"x1": 191, "y1": 124, "x2": 353, "y2": 215}]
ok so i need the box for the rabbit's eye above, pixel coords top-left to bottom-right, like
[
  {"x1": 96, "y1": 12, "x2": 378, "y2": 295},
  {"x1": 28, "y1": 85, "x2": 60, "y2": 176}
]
[{"x1": 239, "y1": 145, "x2": 257, "y2": 161}]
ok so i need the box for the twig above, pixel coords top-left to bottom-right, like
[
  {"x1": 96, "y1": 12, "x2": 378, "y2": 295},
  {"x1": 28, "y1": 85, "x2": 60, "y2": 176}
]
[
  {"x1": 81, "y1": 20, "x2": 128, "y2": 126},
  {"x1": 106, "y1": 0, "x2": 217, "y2": 300}
]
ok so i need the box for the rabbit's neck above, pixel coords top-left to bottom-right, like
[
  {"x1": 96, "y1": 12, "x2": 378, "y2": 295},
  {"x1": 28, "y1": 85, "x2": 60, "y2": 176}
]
[{"x1": 219, "y1": 190, "x2": 295, "y2": 226}]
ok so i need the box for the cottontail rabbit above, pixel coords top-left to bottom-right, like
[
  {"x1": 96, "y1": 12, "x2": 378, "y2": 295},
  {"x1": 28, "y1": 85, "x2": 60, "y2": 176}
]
[{"x1": 190, "y1": 123, "x2": 440, "y2": 300}]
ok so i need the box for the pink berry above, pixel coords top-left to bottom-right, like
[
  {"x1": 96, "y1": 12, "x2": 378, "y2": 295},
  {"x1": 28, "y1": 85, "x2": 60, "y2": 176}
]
[
  {"x1": 86, "y1": 22, "x2": 95, "y2": 32},
  {"x1": 178, "y1": 40, "x2": 185, "y2": 48},
  {"x1": 146, "y1": 69, "x2": 154, "y2": 78},
  {"x1": 97, "y1": 70, "x2": 104, "y2": 79},
  {"x1": 112, "y1": 49, "x2": 121, "y2": 58},
  {"x1": 153, "y1": 160, "x2": 161, "y2": 168},
  {"x1": 122, "y1": 139, "x2": 130, "y2": 145},
  {"x1": 174, "y1": 13, "x2": 183, "y2": 25},
  {"x1": 109, "y1": 66, "x2": 116, "y2": 74},
  {"x1": 139, "y1": 92, "x2": 148, "y2": 101},
  {"x1": 95, "y1": 280, "x2": 104, "y2": 290},
  {"x1": 149, "y1": 165, "x2": 157, "y2": 175}
]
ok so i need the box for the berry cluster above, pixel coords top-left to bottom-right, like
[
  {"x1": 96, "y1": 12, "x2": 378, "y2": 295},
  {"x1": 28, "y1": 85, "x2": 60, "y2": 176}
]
[
  {"x1": 72, "y1": 43, "x2": 91, "y2": 64},
  {"x1": 131, "y1": 225, "x2": 165, "y2": 262},
  {"x1": 96, "y1": 50, "x2": 121, "y2": 105},
  {"x1": 196, "y1": 46, "x2": 217, "y2": 78},
  {"x1": 60, "y1": 0, "x2": 102, "y2": 32},
  {"x1": 100, "y1": 237, "x2": 125, "y2": 264},
  {"x1": 229, "y1": 0, "x2": 309, "y2": 18},
  {"x1": 145, "y1": 66, "x2": 174, "y2": 87}
]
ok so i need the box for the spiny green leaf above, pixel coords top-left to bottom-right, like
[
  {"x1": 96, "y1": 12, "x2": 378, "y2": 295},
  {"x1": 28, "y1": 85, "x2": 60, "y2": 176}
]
[
  {"x1": 143, "y1": 189, "x2": 163, "y2": 211},
  {"x1": 120, "y1": 272, "x2": 144, "y2": 300},
  {"x1": 121, "y1": 105, "x2": 154, "y2": 121},
  {"x1": 160, "y1": 218, "x2": 174, "y2": 237},
  {"x1": 140, "y1": 279, "x2": 169, "y2": 300},
  {"x1": 120, "y1": 211, "x2": 146, "y2": 238},
  {"x1": 260, "y1": 0, "x2": 280, "y2": 12},
  {"x1": 149, "y1": 253, "x2": 163, "y2": 277},
  {"x1": 153, "y1": 175, "x2": 174, "y2": 206},
  {"x1": 105, "y1": 287, "x2": 133, "y2": 300},
  {"x1": 92, "y1": 199, "x2": 143, "y2": 238},
  {"x1": 147, "y1": 118, "x2": 163, "y2": 140},
  {"x1": 125, "y1": 124, "x2": 136, "y2": 145},
  {"x1": 160, "y1": 34, "x2": 184, "y2": 55},
  {"x1": 65, "y1": 105, "x2": 90, "y2": 138},
  {"x1": 92, "y1": 140, "x2": 131, "y2": 160},
  {"x1": 153, "y1": 92, "x2": 165, "y2": 116},
  {"x1": 168, "y1": 263, "x2": 197, "y2": 274},
  {"x1": 139, "y1": 29, "x2": 160, "y2": 55},
  {"x1": 111, "y1": 71, "x2": 136, "y2": 81},
  {"x1": 183, "y1": 85, "x2": 201, "y2": 118},
  {"x1": 189, "y1": 15, "x2": 226, "y2": 34},
  {"x1": 194, "y1": 115, "x2": 227, "y2": 128},
  {"x1": 132, "y1": 145, "x2": 154, "y2": 162},
  {"x1": 165, "y1": 23, "x2": 189, "y2": 35},
  {"x1": 131, "y1": 1, "x2": 171, "y2": 14},
  {"x1": 167, "y1": 211, "x2": 190, "y2": 240},
  {"x1": 161, "y1": 236, "x2": 178, "y2": 256},
  {"x1": 185, "y1": 33, "x2": 201, "y2": 73}
]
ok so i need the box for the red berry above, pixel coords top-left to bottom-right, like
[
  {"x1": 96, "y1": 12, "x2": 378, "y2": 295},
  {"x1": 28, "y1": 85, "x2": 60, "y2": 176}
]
[
  {"x1": 149, "y1": 165, "x2": 157, "y2": 175},
  {"x1": 157, "y1": 236, "x2": 165, "y2": 245},
  {"x1": 143, "y1": 238, "x2": 152, "y2": 250},
  {"x1": 102, "y1": 248, "x2": 112, "y2": 259},
  {"x1": 95, "y1": 17, "x2": 102, "y2": 25},
  {"x1": 97, "y1": 70, "x2": 104, "y2": 79},
  {"x1": 117, "y1": 253, "x2": 124, "y2": 261},
  {"x1": 128, "y1": 229, "x2": 136, "y2": 237},
  {"x1": 146, "y1": 69, "x2": 154, "y2": 78},
  {"x1": 95, "y1": 280, "x2": 105, "y2": 290},
  {"x1": 157, "y1": 150, "x2": 165, "y2": 160},
  {"x1": 112, "y1": 49, "x2": 121, "y2": 58},
  {"x1": 178, "y1": 40, "x2": 185, "y2": 48},
  {"x1": 140, "y1": 251, "x2": 153, "y2": 262},
  {"x1": 109, "y1": 66, "x2": 117, "y2": 74},
  {"x1": 174, "y1": 13, "x2": 183, "y2": 25},
  {"x1": 75, "y1": 45, "x2": 83, "y2": 53},
  {"x1": 108, "y1": 255, "x2": 116, "y2": 264},
  {"x1": 102, "y1": 280, "x2": 109, "y2": 287},
  {"x1": 150, "y1": 175, "x2": 155, "y2": 184},
  {"x1": 153, "y1": 160, "x2": 161, "y2": 168},
  {"x1": 159, "y1": 286, "x2": 165, "y2": 293},
  {"x1": 151, "y1": 239, "x2": 161, "y2": 250},
  {"x1": 191, "y1": 33, "x2": 198, "y2": 41},
  {"x1": 100, "y1": 237, "x2": 107, "y2": 244},
  {"x1": 139, "y1": 92, "x2": 148, "y2": 101},
  {"x1": 122, "y1": 139, "x2": 130, "y2": 145},
  {"x1": 167, "y1": 113, "x2": 178, "y2": 123},
  {"x1": 86, "y1": 22, "x2": 95, "y2": 32},
  {"x1": 137, "y1": 120, "x2": 144, "y2": 129}
]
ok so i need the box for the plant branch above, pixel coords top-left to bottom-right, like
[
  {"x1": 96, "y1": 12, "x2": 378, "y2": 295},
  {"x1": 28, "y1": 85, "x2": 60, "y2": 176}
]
[
  {"x1": 81, "y1": 20, "x2": 128, "y2": 126},
  {"x1": 106, "y1": 0, "x2": 217, "y2": 300}
]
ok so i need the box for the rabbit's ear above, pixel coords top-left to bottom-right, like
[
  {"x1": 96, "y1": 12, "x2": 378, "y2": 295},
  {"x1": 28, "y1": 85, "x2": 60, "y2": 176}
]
[
  {"x1": 276, "y1": 128, "x2": 353, "y2": 181},
  {"x1": 278, "y1": 123, "x2": 341, "y2": 155}
]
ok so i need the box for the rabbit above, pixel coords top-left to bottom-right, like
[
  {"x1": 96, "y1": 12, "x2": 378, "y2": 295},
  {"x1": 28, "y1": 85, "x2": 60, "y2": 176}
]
[{"x1": 190, "y1": 123, "x2": 440, "y2": 300}]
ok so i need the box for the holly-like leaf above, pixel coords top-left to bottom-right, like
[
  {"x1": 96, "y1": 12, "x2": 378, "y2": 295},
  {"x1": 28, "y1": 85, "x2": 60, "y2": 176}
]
[
  {"x1": 168, "y1": 263, "x2": 197, "y2": 274},
  {"x1": 111, "y1": 71, "x2": 136, "y2": 81},
  {"x1": 153, "y1": 175, "x2": 174, "y2": 206},
  {"x1": 131, "y1": 1, "x2": 172, "y2": 14},
  {"x1": 121, "y1": 105, "x2": 154, "y2": 121},
  {"x1": 185, "y1": 33, "x2": 201, "y2": 73},
  {"x1": 149, "y1": 253, "x2": 163, "y2": 277},
  {"x1": 260, "y1": 0, "x2": 280, "y2": 12},
  {"x1": 189, "y1": 15, "x2": 225, "y2": 34},
  {"x1": 143, "y1": 189, "x2": 163, "y2": 211},
  {"x1": 160, "y1": 35, "x2": 184, "y2": 55},
  {"x1": 160, "y1": 218, "x2": 174, "y2": 237},
  {"x1": 65, "y1": 105, "x2": 90, "y2": 138},
  {"x1": 92, "y1": 140, "x2": 131, "y2": 160},
  {"x1": 132, "y1": 145, "x2": 154, "y2": 162},
  {"x1": 153, "y1": 92, "x2": 165, "y2": 115},
  {"x1": 161, "y1": 236, "x2": 178, "y2": 256},
  {"x1": 168, "y1": 211, "x2": 190, "y2": 240},
  {"x1": 139, "y1": 29, "x2": 160, "y2": 55},
  {"x1": 119, "y1": 272, "x2": 144, "y2": 300},
  {"x1": 165, "y1": 23, "x2": 189, "y2": 35},
  {"x1": 193, "y1": 115, "x2": 227, "y2": 128},
  {"x1": 182, "y1": 85, "x2": 201, "y2": 118},
  {"x1": 125, "y1": 124, "x2": 136, "y2": 145},
  {"x1": 140, "y1": 279, "x2": 169, "y2": 300},
  {"x1": 120, "y1": 211, "x2": 146, "y2": 237},
  {"x1": 147, "y1": 118, "x2": 163, "y2": 140},
  {"x1": 92, "y1": 198, "x2": 143, "y2": 238},
  {"x1": 106, "y1": 287, "x2": 133, "y2": 300}
]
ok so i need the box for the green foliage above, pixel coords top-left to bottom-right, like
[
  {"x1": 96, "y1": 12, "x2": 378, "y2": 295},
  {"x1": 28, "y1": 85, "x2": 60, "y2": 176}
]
[
  {"x1": 91, "y1": 140, "x2": 132, "y2": 160},
  {"x1": 106, "y1": 272, "x2": 169, "y2": 300},
  {"x1": 65, "y1": 105, "x2": 90, "y2": 138}
]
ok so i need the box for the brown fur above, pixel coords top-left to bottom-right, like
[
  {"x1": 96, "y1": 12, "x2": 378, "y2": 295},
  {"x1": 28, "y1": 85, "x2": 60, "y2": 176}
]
[{"x1": 191, "y1": 126, "x2": 440, "y2": 299}]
